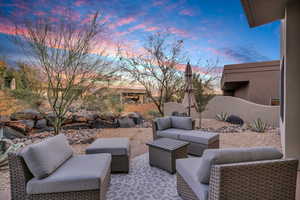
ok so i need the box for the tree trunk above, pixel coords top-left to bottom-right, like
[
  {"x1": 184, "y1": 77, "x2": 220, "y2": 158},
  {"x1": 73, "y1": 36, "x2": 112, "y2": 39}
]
[{"x1": 198, "y1": 112, "x2": 202, "y2": 129}]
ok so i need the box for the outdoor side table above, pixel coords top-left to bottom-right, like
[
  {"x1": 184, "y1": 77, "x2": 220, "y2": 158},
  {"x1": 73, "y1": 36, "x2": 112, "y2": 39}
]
[{"x1": 146, "y1": 138, "x2": 189, "y2": 174}]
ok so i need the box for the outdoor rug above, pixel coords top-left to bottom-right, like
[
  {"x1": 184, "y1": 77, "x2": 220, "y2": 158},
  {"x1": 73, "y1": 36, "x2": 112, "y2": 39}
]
[{"x1": 107, "y1": 153, "x2": 181, "y2": 200}]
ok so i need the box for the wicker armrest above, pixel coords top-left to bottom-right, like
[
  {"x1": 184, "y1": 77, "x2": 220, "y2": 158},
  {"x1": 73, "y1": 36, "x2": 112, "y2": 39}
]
[
  {"x1": 209, "y1": 159, "x2": 299, "y2": 200},
  {"x1": 8, "y1": 152, "x2": 33, "y2": 200}
]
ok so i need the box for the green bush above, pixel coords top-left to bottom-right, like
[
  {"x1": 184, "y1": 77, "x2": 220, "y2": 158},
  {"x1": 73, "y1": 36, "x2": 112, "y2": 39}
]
[
  {"x1": 250, "y1": 118, "x2": 268, "y2": 133},
  {"x1": 9, "y1": 89, "x2": 44, "y2": 109},
  {"x1": 216, "y1": 112, "x2": 229, "y2": 122},
  {"x1": 147, "y1": 110, "x2": 161, "y2": 118}
]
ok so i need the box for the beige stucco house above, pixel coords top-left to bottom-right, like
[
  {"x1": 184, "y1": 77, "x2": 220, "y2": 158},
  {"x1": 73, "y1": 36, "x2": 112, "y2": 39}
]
[
  {"x1": 241, "y1": 0, "x2": 300, "y2": 191},
  {"x1": 221, "y1": 60, "x2": 280, "y2": 105}
]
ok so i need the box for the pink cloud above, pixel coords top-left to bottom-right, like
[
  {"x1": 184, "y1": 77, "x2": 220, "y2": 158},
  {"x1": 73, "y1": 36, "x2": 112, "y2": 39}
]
[
  {"x1": 34, "y1": 11, "x2": 46, "y2": 16},
  {"x1": 128, "y1": 24, "x2": 147, "y2": 32},
  {"x1": 74, "y1": 0, "x2": 87, "y2": 6},
  {"x1": 179, "y1": 9, "x2": 195, "y2": 16},
  {"x1": 168, "y1": 27, "x2": 190, "y2": 38},
  {"x1": 109, "y1": 17, "x2": 136, "y2": 29},
  {"x1": 145, "y1": 26, "x2": 159, "y2": 32},
  {"x1": 152, "y1": 0, "x2": 167, "y2": 6}
]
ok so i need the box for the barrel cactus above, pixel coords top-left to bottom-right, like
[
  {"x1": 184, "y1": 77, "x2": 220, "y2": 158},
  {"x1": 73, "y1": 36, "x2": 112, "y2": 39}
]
[{"x1": 0, "y1": 129, "x2": 24, "y2": 170}]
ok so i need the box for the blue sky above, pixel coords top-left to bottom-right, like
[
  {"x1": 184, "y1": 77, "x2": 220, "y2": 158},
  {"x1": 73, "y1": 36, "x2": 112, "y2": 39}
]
[{"x1": 0, "y1": 0, "x2": 280, "y2": 68}]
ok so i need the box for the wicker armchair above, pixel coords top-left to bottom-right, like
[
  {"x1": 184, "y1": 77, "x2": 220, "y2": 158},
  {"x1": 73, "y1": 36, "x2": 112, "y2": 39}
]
[
  {"x1": 8, "y1": 152, "x2": 111, "y2": 200},
  {"x1": 177, "y1": 156, "x2": 299, "y2": 200}
]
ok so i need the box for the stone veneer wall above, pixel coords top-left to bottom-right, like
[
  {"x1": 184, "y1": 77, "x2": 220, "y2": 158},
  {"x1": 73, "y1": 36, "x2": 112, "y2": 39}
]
[{"x1": 164, "y1": 96, "x2": 280, "y2": 127}]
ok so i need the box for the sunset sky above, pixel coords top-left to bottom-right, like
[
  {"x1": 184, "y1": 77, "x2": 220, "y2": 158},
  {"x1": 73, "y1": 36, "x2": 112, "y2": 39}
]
[{"x1": 0, "y1": 0, "x2": 281, "y2": 68}]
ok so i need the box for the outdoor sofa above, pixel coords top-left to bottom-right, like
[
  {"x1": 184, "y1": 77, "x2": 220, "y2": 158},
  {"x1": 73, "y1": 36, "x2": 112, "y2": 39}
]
[
  {"x1": 8, "y1": 134, "x2": 111, "y2": 200},
  {"x1": 176, "y1": 147, "x2": 299, "y2": 200},
  {"x1": 152, "y1": 116, "x2": 219, "y2": 156}
]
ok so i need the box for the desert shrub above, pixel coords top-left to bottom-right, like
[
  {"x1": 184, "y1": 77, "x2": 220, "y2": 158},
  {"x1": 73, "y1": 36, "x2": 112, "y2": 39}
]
[
  {"x1": 216, "y1": 112, "x2": 229, "y2": 122},
  {"x1": 250, "y1": 118, "x2": 268, "y2": 133},
  {"x1": 147, "y1": 110, "x2": 162, "y2": 119},
  {"x1": 82, "y1": 88, "x2": 124, "y2": 115},
  {"x1": 10, "y1": 89, "x2": 44, "y2": 109}
]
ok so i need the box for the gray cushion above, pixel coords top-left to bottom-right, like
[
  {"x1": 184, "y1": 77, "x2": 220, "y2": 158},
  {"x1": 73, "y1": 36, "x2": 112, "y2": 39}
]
[
  {"x1": 157, "y1": 128, "x2": 184, "y2": 139},
  {"x1": 22, "y1": 134, "x2": 73, "y2": 179},
  {"x1": 27, "y1": 154, "x2": 111, "y2": 194},
  {"x1": 171, "y1": 117, "x2": 193, "y2": 130},
  {"x1": 178, "y1": 131, "x2": 219, "y2": 144},
  {"x1": 86, "y1": 138, "x2": 130, "y2": 156},
  {"x1": 176, "y1": 158, "x2": 209, "y2": 200},
  {"x1": 156, "y1": 117, "x2": 171, "y2": 130},
  {"x1": 198, "y1": 147, "x2": 283, "y2": 184}
]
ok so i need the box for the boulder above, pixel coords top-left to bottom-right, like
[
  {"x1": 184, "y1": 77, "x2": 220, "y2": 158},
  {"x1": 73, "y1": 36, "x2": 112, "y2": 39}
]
[
  {"x1": 72, "y1": 114, "x2": 88, "y2": 123},
  {"x1": 19, "y1": 120, "x2": 35, "y2": 129},
  {"x1": 89, "y1": 119, "x2": 118, "y2": 129},
  {"x1": 62, "y1": 123, "x2": 91, "y2": 130},
  {"x1": 125, "y1": 112, "x2": 144, "y2": 125},
  {"x1": 118, "y1": 117, "x2": 136, "y2": 128},
  {"x1": 5, "y1": 121, "x2": 30, "y2": 134},
  {"x1": 226, "y1": 115, "x2": 244, "y2": 125},
  {"x1": 0, "y1": 115, "x2": 10, "y2": 122},
  {"x1": 172, "y1": 111, "x2": 188, "y2": 117},
  {"x1": 2, "y1": 126, "x2": 26, "y2": 139},
  {"x1": 35, "y1": 119, "x2": 48, "y2": 129},
  {"x1": 10, "y1": 109, "x2": 42, "y2": 121}
]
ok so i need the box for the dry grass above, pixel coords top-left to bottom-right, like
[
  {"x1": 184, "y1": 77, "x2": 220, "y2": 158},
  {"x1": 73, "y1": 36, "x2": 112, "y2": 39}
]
[{"x1": 123, "y1": 103, "x2": 158, "y2": 119}]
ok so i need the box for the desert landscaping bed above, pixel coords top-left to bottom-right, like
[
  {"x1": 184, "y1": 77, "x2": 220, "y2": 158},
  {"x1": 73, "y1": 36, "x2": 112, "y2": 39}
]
[{"x1": 0, "y1": 119, "x2": 281, "y2": 192}]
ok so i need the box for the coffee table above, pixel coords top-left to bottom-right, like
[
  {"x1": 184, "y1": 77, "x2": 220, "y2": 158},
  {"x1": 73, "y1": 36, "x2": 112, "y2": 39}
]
[{"x1": 146, "y1": 138, "x2": 189, "y2": 174}]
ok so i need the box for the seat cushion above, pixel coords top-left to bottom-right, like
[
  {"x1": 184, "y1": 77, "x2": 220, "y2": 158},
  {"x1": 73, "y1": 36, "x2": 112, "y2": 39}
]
[
  {"x1": 176, "y1": 158, "x2": 209, "y2": 200},
  {"x1": 156, "y1": 117, "x2": 172, "y2": 130},
  {"x1": 27, "y1": 154, "x2": 112, "y2": 194},
  {"x1": 198, "y1": 147, "x2": 283, "y2": 184},
  {"x1": 170, "y1": 117, "x2": 193, "y2": 130},
  {"x1": 157, "y1": 128, "x2": 184, "y2": 139},
  {"x1": 86, "y1": 138, "x2": 130, "y2": 156},
  {"x1": 21, "y1": 134, "x2": 73, "y2": 179},
  {"x1": 178, "y1": 131, "x2": 219, "y2": 144}
]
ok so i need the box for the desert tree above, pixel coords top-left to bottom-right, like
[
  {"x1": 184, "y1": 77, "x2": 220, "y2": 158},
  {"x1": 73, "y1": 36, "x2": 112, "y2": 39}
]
[
  {"x1": 13, "y1": 10, "x2": 116, "y2": 134},
  {"x1": 118, "y1": 32, "x2": 186, "y2": 116},
  {"x1": 192, "y1": 59, "x2": 220, "y2": 127}
]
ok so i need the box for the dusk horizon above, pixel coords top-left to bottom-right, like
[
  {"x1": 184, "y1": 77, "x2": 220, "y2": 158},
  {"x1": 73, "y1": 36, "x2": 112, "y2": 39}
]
[{"x1": 0, "y1": 0, "x2": 280, "y2": 69}]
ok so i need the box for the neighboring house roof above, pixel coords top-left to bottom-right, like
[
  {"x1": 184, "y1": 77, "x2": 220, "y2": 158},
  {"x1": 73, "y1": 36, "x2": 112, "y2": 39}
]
[
  {"x1": 221, "y1": 60, "x2": 280, "y2": 90},
  {"x1": 240, "y1": 0, "x2": 291, "y2": 27}
]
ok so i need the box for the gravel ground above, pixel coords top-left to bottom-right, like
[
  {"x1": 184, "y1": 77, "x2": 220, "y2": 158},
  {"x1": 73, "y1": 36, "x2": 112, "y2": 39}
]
[{"x1": 0, "y1": 119, "x2": 282, "y2": 191}]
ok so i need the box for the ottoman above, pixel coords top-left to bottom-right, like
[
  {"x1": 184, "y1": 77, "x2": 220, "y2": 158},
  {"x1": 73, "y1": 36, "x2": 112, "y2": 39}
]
[
  {"x1": 178, "y1": 131, "x2": 219, "y2": 156},
  {"x1": 86, "y1": 138, "x2": 130, "y2": 173}
]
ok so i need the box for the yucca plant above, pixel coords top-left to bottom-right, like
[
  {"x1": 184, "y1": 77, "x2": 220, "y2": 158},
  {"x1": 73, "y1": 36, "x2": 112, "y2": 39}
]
[
  {"x1": 251, "y1": 118, "x2": 268, "y2": 133},
  {"x1": 0, "y1": 129, "x2": 24, "y2": 170},
  {"x1": 216, "y1": 112, "x2": 229, "y2": 122}
]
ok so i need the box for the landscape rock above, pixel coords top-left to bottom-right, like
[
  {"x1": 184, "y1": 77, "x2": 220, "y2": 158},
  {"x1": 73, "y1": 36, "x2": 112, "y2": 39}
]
[
  {"x1": 118, "y1": 117, "x2": 136, "y2": 128},
  {"x1": 0, "y1": 115, "x2": 10, "y2": 122},
  {"x1": 19, "y1": 120, "x2": 35, "y2": 129},
  {"x1": 125, "y1": 112, "x2": 144, "y2": 125},
  {"x1": 90, "y1": 119, "x2": 118, "y2": 129},
  {"x1": 72, "y1": 114, "x2": 88, "y2": 123},
  {"x1": 2, "y1": 126, "x2": 25, "y2": 139},
  {"x1": 35, "y1": 119, "x2": 47, "y2": 129},
  {"x1": 10, "y1": 109, "x2": 42, "y2": 121},
  {"x1": 5, "y1": 121, "x2": 30, "y2": 134},
  {"x1": 226, "y1": 115, "x2": 244, "y2": 125},
  {"x1": 62, "y1": 123, "x2": 91, "y2": 130}
]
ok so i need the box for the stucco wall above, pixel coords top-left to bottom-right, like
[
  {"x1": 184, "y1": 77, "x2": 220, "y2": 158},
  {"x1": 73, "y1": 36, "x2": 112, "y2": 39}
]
[
  {"x1": 202, "y1": 96, "x2": 280, "y2": 127},
  {"x1": 164, "y1": 96, "x2": 280, "y2": 127}
]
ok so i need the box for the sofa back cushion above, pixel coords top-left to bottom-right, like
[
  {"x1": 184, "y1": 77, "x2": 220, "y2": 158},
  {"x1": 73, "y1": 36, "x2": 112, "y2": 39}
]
[
  {"x1": 171, "y1": 116, "x2": 193, "y2": 130},
  {"x1": 156, "y1": 117, "x2": 172, "y2": 130},
  {"x1": 21, "y1": 134, "x2": 73, "y2": 179},
  {"x1": 198, "y1": 147, "x2": 283, "y2": 184}
]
